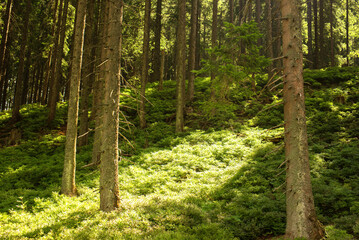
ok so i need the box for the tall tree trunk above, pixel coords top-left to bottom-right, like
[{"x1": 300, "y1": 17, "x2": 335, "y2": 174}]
[
  {"x1": 281, "y1": 0, "x2": 324, "y2": 238},
  {"x1": 152, "y1": 0, "x2": 162, "y2": 84},
  {"x1": 313, "y1": 0, "x2": 319, "y2": 68},
  {"x1": 159, "y1": 49, "x2": 165, "y2": 91},
  {"x1": 12, "y1": 0, "x2": 31, "y2": 121},
  {"x1": 187, "y1": 0, "x2": 198, "y2": 102},
  {"x1": 318, "y1": 0, "x2": 324, "y2": 67},
  {"x1": 41, "y1": 0, "x2": 59, "y2": 105},
  {"x1": 91, "y1": 0, "x2": 106, "y2": 164},
  {"x1": 175, "y1": 0, "x2": 186, "y2": 133},
  {"x1": 1, "y1": 49, "x2": 10, "y2": 111},
  {"x1": 266, "y1": 0, "x2": 274, "y2": 79},
  {"x1": 21, "y1": 49, "x2": 31, "y2": 105},
  {"x1": 139, "y1": 0, "x2": 151, "y2": 129},
  {"x1": 79, "y1": 0, "x2": 95, "y2": 147},
  {"x1": 229, "y1": 0, "x2": 234, "y2": 23},
  {"x1": 48, "y1": 0, "x2": 69, "y2": 125},
  {"x1": 61, "y1": 0, "x2": 87, "y2": 197},
  {"x1": 210, "y1": 0, "x2": 218, "y2": 101},
  {"x1": 307, "y1": 0, "x2": 313, "y2": 68},
  {"x1": 100, "y1": 0, "x2": 123, "y2": 212},
  {"x1": 330, "y1": 0, "x2": 335, "y2": 67},
  {"x1": 0, "y1": 0, "x2": 13, "y2": 96}
]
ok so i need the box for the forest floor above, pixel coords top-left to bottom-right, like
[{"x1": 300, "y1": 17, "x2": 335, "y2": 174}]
[{"x1": 0, "y1": 67, "x2": 359, "y2": 239}]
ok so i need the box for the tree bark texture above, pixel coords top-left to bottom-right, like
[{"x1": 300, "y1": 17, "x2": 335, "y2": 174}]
[
  {"x1": 61, "y1": 0, "x2": 87, "y2": 197},
  {"x1": 281, "y1": 0, "x2": 324, "y2": 238},
  {"x1": 12, "y1": 0, "x2": 31, "y2": 121},
  {"x1": 99, "y1": 0, "x2": 123, "y2": 212},
  {"x1": 79, "y1": 0, "x2": 96, "y2": 147},
  {"x1": 313, "y1": 0, "x2": 319, "y2": 68},
  {"x1": 307, "y1": 0, "x2": 313, "y2": 68},
  {"x1": 210, "y1": 0, "x2": 218, "y2": 102},
  {"x1": 187, "y1": 0, "x2": 198, "y2": 102},
  {"x1": 0, "y1": 0, "x2": 13, "y2": 96},
  {"x1": 152, "y1": 0, "x2": 162, "y2": 84},
  {"x1": 175, "y1": 0, "x2": 186, "y2": 133},
  {"x1": 139, "y1": 0, "x2": 151, "y2": 129}
]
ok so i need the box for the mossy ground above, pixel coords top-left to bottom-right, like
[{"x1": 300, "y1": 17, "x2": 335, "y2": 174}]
[{"x1": 0, "y1": 67, "x2": 358, "y2": 239}]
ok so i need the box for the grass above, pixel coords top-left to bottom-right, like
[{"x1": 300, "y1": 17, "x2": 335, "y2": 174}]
[{"x1": 0, "y1": 67, "x2": 359, "y2": 239}]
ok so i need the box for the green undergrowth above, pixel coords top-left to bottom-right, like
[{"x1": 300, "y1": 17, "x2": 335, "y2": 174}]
[{"x1": 1, "y1": 67, "x2": 359, "y2": 239}]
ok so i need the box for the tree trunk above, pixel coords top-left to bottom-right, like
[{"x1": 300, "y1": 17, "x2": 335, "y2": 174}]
[
  {"x1": 100, "y1": 0, "x2": 123, "y2": 212},
  {"x1": 318, "y1": 0, "x2": 324, "y2": 67},
  {"x1": 12, "y1": 0, "x2": 31, "y2": 121},
  {"x1": 61, "y1": 0, "x2": 87, "y2": 197},
  {"x1": 313, "y1": 0, "x2": 318, "y2": 68},
  {"x1": 91, "y1": 0, "x2": 106, "y2": 164},
  {"x1": 281, "y1": 0, "x2": 324, "y2": 238},
  {"x1": 229, "y1": 0, "x2": 234, "y2": 23},
  {"x1": 159, "y1": 49, "x2": 165, "y2": 91},
  {"x1": 175, "y1": 0, "x2": 186, "y2": 133},
  {"x1": 307, "y1": 0, "x2": 313, "y2": 68},
  {"x1": 152, "y1": 0, "x2": 162, "y2": 84},
  {"x1": 0, "y1": 0, "x2": 13, "y2": 96},
  {"x1": 48, "y1": 0, "x2": 69, "y2": 125},
  {"x1": 21, "y1": 49, "x2": 31, "y2": 105},
  {"x1": 266, "y1": 0, "x2": 274, "y2": 80},
  {"x1": 139, "y1": 0, "x2": 151, "y2": 129},
  {"x1": 330, "y1": 0, "x2": 335, "y2": 67},
  {"x1": 187, "y1": 0, "x2": 198, "y2": 102},
  {"x1": 79, "y1": 0, "x2": 96, "y2": 147},
  {"x1": 210, "y1": 0, "x2": 218, "y2": 102}
]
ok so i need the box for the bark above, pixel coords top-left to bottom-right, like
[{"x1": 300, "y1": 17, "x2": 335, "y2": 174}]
[
  {"x1": 139, "y1": 0, "x2": 151, "y2": 129},
  {"x1": 313, "y1": 0, "x2": 318, "y2": 68},
  {"x1": 0, "y1": 0, "x2": 13, "y2": 94},
  {"x1": 307, "y1": 0, "x2": 313, "y2": 68},
  {"x1": 318, "y1": 0, "x2": 324, "y2": 67},
  {"x1": 210, "y1": 0, "x2": 218, "y2": 102},
  {"x1": 281, "y1": 0, "x2": 324, "y2": 238},
  {"x1": 48, "y1": 0, "x2": 69, "y2": 125},
  {"x1": 42, "y1": 0, "x2": 59, "y2": 105},
  {"x1": 187, "y1": 0, "x2": 198, "y2": 102},
  {"x1": 61, "y1": 0, "x2": 87, "y2": 197},
  {"x1": 1, "y1": 49, "x2": 10, "y2": 111},
  {"x1": 330, "y1": 0, "x2": 334, "y2": 67},
  {"x1": 195, "y1": 0, "x2": 201, "y2": 71},
  {"x1": 79, "y1": 0, "x2": 95, "y2": 147},
  {"x1": 152, "y1": 0, "x2": 162, "y2": 83},
  {"x1": 21, "y1": 49, "x2": 31, "y2": 105},
  {"x1": 158, "y1": 49, "x2": 165, "y2": 91},
  {"x1": 175, "y1": 0, "x2": 186, "y2": 133},
  {"x1": 12, "y1": 0, "x2": 31, "y2": 121},
  {"x1": 266, "y1": 0, "x2": 274, "y2": 79},
  {"x1": 100, "y1": 0, "x2": 123, "y2": 212},
  {"x1": 91, "y1": 0, "x2": 106, "y2": 164}
]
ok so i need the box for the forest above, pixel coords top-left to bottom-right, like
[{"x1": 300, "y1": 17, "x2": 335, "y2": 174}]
[{"x1": 0, "y1": 0, "x2": 359, "y2": 239}]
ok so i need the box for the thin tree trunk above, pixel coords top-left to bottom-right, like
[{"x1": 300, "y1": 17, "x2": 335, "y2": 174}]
[
  {"x1": 139, "y1": 0, "x2": 151, "y2": 129},
  {"x1": 330, "y1": 0, "x2": 335, "y2": 67},
  {"x1": 175, "y1": 0, "x2": 186, "y2": 133},
  {"x1": 1, "y1": 49, "x2": 10, "y2": 111},
  {"x1": 187, "y1": 0, "x2": 198, "y2": 102},
  {"x1": 159, "y1": 49, "x2": 165, "y2": 91},
  {"x1": 313, "y1": 0, "x2": 318, "y2": 68},
  {"x1": 152, "y1": 0, "x2": 162, "y2": 84},
  {"x1": 79, "y1": 0, "x2": 95, "y2": 147},
  {"x1": 195, "y1": 0, "x2": 201, "y2": 71},
  {"x1": 0, "y1": 0, "x2": 13, "y2": 96},
  {"x1": 266, "y1": 0, "x2": 274, "y2": 80},
  {"x1": 318, "y1": 0, "x2": 324, "y2": 67},
  {"x1": 48, "y1": 0, "x2": 69, "y2": 125},
  {"x1": 307, "y1": 0, "x2": 313, "y2": 68},
  {"x1": 100, "y1": 0, "x2": 123, "y2": 212},
  {"x1": 229, "y1": 0, "x2": 234, "y2": 23},
  {"x1": 12, "y1": 0, "x2": 31, "y2": 121},
  {"x1": 281, "y1": 0, "x2": 324, "y2": 237},
  {"x1": 210, "y1": 0, "x2": 218, "y2": 102},
  {"x1": 92, "y1": 0, "x2": 106, "y2": 164},
  {"x1": 61, "y1": 0, "x2": 87, "y2": 197}
]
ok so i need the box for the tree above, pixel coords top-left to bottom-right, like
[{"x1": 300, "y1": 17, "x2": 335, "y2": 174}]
[
  {"x1": 0, "y1": 0, "x2": 13, "y2": 102},
  {"x1": 139, "y1": 0, "x2": 151, "y2": 129},
  {"x1": 12, "y1": 0, "x2": 31, "y2": 121},
  {"x1": 175, "y1": 0, "x2": 186, "y2": 133},
  {"x1": 61, "y1": 0, "x2": 87, "y2": 197},
  {"x1": 307, "y1": 0, "x2": 313, "y2": 68},
  {"x1": 187, "y1": 0, "x2": 199, "y2": 101},
  {"x1": 152, "y1": 0, "x2": 163, "y2": 84},
  {"x1": 99, "y1": 0, "x2": 123, "y2": 211},
  {"x1": 280, "y1": 0, "x2": 324, "y2": 237},
  {"x1": 79, "y1": 0, "x2": 96, "y2": 147}
]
